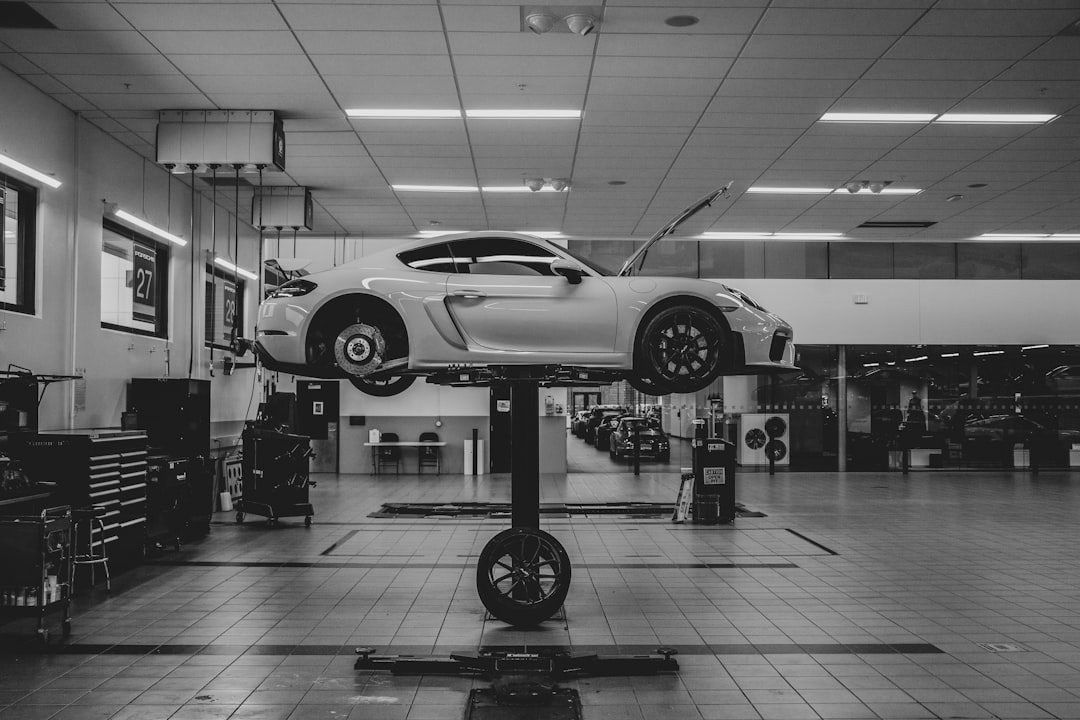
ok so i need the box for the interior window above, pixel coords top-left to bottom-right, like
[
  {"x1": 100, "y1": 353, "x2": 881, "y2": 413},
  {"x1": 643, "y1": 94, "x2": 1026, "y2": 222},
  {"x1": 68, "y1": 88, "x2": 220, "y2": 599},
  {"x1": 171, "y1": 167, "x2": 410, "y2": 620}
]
[
  {"x1": 447, "y1": 237, "x2": 560, "y2": 276},
  {"x1": 100, "y1": 219, "x2": 169, "y2": 338},
  {"x1": 0, "y1": 174, "x2": 37, "y2": 314}
]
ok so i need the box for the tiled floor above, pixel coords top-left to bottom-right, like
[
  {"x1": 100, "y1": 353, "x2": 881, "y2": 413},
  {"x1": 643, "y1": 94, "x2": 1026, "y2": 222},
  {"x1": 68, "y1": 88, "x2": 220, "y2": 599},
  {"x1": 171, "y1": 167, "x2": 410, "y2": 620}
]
[{"x1": 3, "y1": 432, "x2": 1080, "y2": 719}]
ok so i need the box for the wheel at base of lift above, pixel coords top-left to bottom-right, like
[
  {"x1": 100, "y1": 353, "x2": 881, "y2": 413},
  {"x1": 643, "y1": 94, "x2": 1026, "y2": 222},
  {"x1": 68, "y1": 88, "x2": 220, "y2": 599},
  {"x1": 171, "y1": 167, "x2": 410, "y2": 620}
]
[
  {"x1": 476, "y1": 527, "x2": 571, "y2": 627},
  {"x1": 235, "y1": 512, "x2": 245, "y2": 524},
  {"x1": 305, "y1": 516, "x2": 312, "y2": 527}
]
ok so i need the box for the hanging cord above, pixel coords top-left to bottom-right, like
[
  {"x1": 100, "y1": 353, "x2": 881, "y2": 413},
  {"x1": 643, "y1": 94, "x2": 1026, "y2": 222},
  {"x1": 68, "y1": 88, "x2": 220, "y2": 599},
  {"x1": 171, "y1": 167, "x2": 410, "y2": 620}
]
[
  {"x1": 292, "y1": 226, "x2": 298, "y2": 257},
  {"x1": 188, "y1": 165, "x2": 197, "y2": 378},
  {"x1": 257, "y1": 166, "x2": 264, "y2": 303},
  {"x1": 209, "y1": 164, "x2": 219, "y2": 377},
  {"x1": 232, "y1": 164, "x2": 241, "y2": 352}
]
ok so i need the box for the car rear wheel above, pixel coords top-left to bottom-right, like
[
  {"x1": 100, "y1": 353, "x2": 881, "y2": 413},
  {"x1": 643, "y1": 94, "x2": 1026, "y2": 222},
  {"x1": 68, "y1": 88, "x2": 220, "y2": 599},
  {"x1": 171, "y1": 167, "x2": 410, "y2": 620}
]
[{"x1": 638, "y1": 305, "x2": 726, "y2": 394}]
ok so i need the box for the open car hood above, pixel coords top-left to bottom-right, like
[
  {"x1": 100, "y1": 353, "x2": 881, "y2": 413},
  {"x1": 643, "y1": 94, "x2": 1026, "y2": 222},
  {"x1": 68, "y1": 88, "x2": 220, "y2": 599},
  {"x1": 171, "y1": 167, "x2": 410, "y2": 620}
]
[{"x1": 617, "y1": 182, "x2": 732, "y2": 277}]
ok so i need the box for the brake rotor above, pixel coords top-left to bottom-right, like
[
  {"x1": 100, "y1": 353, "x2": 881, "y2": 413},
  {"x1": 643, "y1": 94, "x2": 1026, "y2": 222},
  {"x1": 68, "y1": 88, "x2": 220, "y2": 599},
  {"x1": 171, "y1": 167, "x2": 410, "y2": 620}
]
[{"x1": 334, "y1": 323, "x2": 386, "y2": 377}]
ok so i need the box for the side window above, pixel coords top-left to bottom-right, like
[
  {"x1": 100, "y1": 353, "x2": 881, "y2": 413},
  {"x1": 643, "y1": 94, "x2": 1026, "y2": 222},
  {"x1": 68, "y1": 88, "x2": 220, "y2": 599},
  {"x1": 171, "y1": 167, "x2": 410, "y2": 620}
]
[
  {"x1": 0, "y1": 174, "x2": 38, "y2": 314},
  {"x1": 448, "y1": 237, "x2": 560, "y2": 276},
  {"x1": 397, "y1": 242, "x2": 457, "y2": 273}
]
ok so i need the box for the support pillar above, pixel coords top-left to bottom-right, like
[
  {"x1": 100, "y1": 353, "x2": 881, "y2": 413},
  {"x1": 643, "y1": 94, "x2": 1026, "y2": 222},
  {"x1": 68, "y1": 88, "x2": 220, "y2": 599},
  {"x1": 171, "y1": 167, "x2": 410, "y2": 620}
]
[{"x1": 510, "y1": 380, "x2": 540, "y2": 529}]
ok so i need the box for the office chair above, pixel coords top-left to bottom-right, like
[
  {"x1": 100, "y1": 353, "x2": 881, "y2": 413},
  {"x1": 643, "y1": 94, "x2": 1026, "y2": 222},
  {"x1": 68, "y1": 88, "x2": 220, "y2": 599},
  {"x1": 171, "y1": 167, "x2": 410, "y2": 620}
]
[
  {"x1": 375, "y1": 432, "x2": 401, "y2": 474},
  {"x1": 418, "y1": 431, "x2": 441, "y2": 474}
]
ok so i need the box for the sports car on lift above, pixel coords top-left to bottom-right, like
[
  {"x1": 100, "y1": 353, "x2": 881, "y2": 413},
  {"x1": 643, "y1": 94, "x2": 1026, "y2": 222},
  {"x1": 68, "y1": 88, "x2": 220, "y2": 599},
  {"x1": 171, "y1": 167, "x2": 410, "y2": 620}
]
[{"x1": 254, "y1": 186, "x2": 796, "y2": 396}]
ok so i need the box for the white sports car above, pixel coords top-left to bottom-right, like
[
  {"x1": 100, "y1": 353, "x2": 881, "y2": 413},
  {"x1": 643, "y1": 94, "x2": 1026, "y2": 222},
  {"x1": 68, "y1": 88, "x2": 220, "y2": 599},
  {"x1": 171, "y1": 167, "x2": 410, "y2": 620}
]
[{"x1": 255, "y1": 187, "x2": 796, "y2": 395}]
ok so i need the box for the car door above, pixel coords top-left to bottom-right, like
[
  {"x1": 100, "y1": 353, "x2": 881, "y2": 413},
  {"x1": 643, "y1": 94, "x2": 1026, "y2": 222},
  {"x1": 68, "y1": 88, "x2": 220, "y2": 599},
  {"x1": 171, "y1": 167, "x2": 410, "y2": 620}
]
[{"x1": 444, "y1": 236, "x2": 617, "y2": 353}]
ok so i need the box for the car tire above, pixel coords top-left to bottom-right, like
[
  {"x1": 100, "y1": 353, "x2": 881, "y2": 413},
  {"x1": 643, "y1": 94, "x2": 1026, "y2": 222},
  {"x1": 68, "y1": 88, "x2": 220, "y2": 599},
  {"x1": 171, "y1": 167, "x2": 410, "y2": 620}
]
[
  {"x1": 349, "y1": 374, "x2": 416, "y2": 397},
  {"x1": 476, "y1": 527, "x2": 571, "y2": 627},
  {"x1": 637, "y1": 304, "x2": 726, "y2": 394}
]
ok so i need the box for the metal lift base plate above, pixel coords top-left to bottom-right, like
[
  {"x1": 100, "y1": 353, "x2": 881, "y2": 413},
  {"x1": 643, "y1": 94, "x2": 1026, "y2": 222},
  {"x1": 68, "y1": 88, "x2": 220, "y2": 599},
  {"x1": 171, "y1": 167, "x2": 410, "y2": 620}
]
[{"x1": 354, "y1": 646, "x2": 679, "y2": 677}]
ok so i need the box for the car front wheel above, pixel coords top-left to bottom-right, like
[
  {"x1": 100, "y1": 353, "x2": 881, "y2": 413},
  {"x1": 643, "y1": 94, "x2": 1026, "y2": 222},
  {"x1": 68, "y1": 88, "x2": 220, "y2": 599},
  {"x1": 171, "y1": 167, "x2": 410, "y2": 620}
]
[{"x1": 638, "y1": 305, "x2": 726, "y2": 394}]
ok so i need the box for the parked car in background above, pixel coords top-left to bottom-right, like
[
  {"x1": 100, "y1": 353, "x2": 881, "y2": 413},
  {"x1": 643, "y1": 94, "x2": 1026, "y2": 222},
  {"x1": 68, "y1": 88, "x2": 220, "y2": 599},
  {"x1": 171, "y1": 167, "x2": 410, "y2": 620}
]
[
  {"x1": 584, "y1": 406, "x2": 626, "y2": 444},
  {"x1": 571, "y1": 410, "x2": 591, "y2": 438},
  {"x1": 594, "y1": 413, "x2": 631, "y2": 451},
  {"x1": 255, "y1": 187, "x2": 795, "y2": 396},
  {"x1": 609, "y1": 417, "x2": 670, "y2": 461},
  {"x1": 1045, "y1": 366, "x2": 1080, "y2": 395}
]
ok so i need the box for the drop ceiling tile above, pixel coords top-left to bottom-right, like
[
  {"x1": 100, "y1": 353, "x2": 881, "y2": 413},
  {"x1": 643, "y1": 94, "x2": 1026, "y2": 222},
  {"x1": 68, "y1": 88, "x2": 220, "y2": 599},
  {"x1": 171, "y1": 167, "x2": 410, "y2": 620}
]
[
  {"x1": 757, "y1": 7, "x2": 927, "y2": 35},
  {"x1": 279, "y1": 3, "x2": 443, "y2": 31},
  {"x1": 886, "y1": 35, "x2": 1045, "y2": 60},
  {"x1": 730, "y1": 58, "x2": 875, "y2": 79},
  {"x1": 448, "y1": 32, "x2": 594, "y2": 56},
  {"x1": 20, "y1": 74, "x2": 70, "y2": 95},
  {"x1": 742, "y1": 34, "x2": 895, "y2": 59},
  {"x1": 969, "y1": 80, "x2": 1080, "y2": 99},
  {"x1": 171, "y1": 54, "x2": 316, "y2": 77},
  {"x1": 143, "y1": 31, "x2": 304, "y2": 55},
  {"x1": 440, "y1": 4, "x2": 522, "y2": 31},
  {"x1": 312, "y1": 54, "x2": 453, "y2": 76},
  {"x1": 698, "y1": 113, "x2": 818, "y2": 129},
  {"x1": 718, "y1": 78, "x2": 855, "y2": 97},
  {"x1": 55, "y1": 74, "x2": 200, "y2": 94},
  {"x1": 453, "y1": 54, "x2": 591, "y2": 77},
  {"x1": 592, "y1": 56, "x2": 733, "y2": 80},
  {"x1": 457, "y1": 76, "x2": 587, "y2": 96},
  {"x1": 284, "y1": 118, "x2": 355, "y2": 132},
  {"x1": 596, "y1": 34, "x2": 746, "y2": 58},
  {"x1": 33, "y1": 3, "x2": 129, "y2": 31},
  {"x1": 114, "y1": 3, "x2": 286, "y2": 31},
  {"x1": 910, "y1": 8, "x2": 1080, "y2": 36},
  {"x1": 21, "y1": 53, "x2": 177, "y2": 75},
  {"x1": 80, "y1": 92, "x2": 214, "y2": 111},
  {"x1": 601, "y1": 6, "x2": 765, "y2": 34},
  {"x1": 588, "y1": 77, "x2": 718, "y2": 96},
  {"x1": 843, "y1": 78, "x2": 984, "y2": 98},
  {"x1": 297, "y1": 31, "x2": 447, "y2": 55},
  {"x1": 581, "y1": 110, "x2": 703, "y2": 127},
  {"x1": 0, "y1": 30, "x2": 158, "y2": 54},
  {"x1": 863, "y1": 58, "x2": 1017, "y2": 81},
  {"x1": 202, "y1": 92, "x2": 338, "y2": 115}
]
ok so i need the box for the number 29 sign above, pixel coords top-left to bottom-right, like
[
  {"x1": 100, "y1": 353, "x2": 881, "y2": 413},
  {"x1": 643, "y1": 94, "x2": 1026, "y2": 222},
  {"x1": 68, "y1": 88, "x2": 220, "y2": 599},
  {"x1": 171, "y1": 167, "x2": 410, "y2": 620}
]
[{"x1": 132, "y1": 242, "x2": 156, "y2": 324}]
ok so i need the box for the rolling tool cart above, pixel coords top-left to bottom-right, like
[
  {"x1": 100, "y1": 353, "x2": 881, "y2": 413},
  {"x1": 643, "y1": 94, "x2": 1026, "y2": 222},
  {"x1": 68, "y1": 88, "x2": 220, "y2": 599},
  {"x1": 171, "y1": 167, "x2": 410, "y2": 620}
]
[
  {"x1": 236, "y1": 425, "x2": 315, "y2": 527},
  {"x1": 0, "y1": 506, "x2": 73, "y2": 641}
]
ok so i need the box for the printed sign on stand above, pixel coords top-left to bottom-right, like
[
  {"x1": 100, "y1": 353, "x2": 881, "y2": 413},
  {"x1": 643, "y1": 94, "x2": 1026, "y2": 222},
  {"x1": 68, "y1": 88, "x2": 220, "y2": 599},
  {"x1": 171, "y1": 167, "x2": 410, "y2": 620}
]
[{"x1": 131, "y1": 242, "x2": 156, "y2": 324}]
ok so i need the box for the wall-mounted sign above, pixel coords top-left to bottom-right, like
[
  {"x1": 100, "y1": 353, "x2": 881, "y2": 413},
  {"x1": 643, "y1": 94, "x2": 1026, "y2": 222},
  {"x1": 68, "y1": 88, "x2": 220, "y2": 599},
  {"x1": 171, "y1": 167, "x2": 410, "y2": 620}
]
[
  {"x1": 222, "y1": 279, "x2": 236, "y2": 340},
  {"x1": 132, "y1": 241, "x2": 156, "y2": 324},
  {"x1": 496, "y1": 400, "x2": 511, "y2": 413}
]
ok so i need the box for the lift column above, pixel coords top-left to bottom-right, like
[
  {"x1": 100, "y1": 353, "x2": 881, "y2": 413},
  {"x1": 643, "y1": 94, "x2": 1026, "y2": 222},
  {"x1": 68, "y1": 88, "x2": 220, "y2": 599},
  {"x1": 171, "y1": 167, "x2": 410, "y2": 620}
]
[{"x1": 509, "y1": 378, "x2": 540, "y2": 529}]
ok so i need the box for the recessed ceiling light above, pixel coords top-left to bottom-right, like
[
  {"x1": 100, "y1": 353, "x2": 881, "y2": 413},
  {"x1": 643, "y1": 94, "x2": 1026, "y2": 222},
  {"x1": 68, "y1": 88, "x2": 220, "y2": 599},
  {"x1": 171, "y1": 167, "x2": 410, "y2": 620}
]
[
  {"x1": 347, "y1": 108, "x2": 461, "y2": 119},
  {"x1": 392, "y1": 184, "x2": 478, "y2": 193},
  {"x1": 935, "y1": 113, "x2": 1058, "y2": 124},
  {"x1": 747, "y1": 186, "x2": 835, "y2": 194},
  {"x1": 818, "y1": 112, "x2": 937, "y2": 123},
  {"x1": 466, "y1": 109, "x2": 581, "y2": 119},
  {"x1": 698, "y1": 232, "x2": 845, "y2": 240},
  {"x1": 665, "y1": 15, "x2": 699, "y2": 27}
]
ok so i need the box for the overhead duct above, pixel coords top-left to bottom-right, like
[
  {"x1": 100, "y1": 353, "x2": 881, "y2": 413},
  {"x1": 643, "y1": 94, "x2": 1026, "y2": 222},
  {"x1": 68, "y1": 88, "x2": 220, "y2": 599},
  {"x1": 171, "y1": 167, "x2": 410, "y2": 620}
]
[
  {"x1": 251, "y1": 186, "x2": 313, "y2": 230},
  {"x1": 155, "y1": 110, "x2": 285, "y2": 171}
]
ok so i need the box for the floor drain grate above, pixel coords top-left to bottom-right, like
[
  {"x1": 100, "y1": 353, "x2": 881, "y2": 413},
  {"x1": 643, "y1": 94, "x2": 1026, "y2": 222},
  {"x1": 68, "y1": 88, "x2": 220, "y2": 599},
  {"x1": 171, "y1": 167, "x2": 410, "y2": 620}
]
[{"x1": 978, "y1": 642, "x2": 1026, "y2": 652}]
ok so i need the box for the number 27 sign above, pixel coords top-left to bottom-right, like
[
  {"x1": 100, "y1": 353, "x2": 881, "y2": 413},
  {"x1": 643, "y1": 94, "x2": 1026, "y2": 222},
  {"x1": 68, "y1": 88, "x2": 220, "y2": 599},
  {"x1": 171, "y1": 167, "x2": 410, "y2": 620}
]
[{"x1": 132, "y1": 242, "x2": 156, "y2": 324}]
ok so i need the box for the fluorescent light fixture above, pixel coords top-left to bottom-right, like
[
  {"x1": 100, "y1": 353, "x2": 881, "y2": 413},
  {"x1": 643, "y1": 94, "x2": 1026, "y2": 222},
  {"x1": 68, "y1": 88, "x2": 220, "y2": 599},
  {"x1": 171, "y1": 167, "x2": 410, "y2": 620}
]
[
  {"x1": 905, "y1": 356, "x2": 928, "y2": 363},
  {"x1": 973, "y1": 350, "x2": 1005, "y2": 357},
  {"x1": 0, "y1": 152, "x2": 61, "y2": 188},
  {"x1": 941, "y1": 352, "x2": 960, "y2": 358},
  {"x1": 833, "y1": 187, "x2": 922, "y2": 195},
  {"x1": 1022, "y1": 344, "x2": 1050, "y2": 351},
  {"x1": 392, "y1": 184, "x2": 478, "y2": 193},
  {"x1": 747, "y1": 186, "x2": 834, "y2": 194},
  {"x1": 863, "y1": 362, "x2": 879, "y2": 367},
  {"x1": 819, "y1": 112, "x2": 937, "y2": 123},
  {"x1": 347, "y1": 108, "x2": 461, "y2": 119},
  {"x1": 214, "y1": 257, "x2": 258, "y2": 281},
  {"x1": 482, "y1": 185, "x2": 564, "y2": 193},
  {"x1": 935, "y1": 113, "x2": 1058, "y2": 124},
  {"x1": 698, "y1": 231, "x2": 845, "y2": 240},
  {"x1": 113, "y1": 209, "x2": 187, "y2": 246},
  {"x1": 466, "y1": 109, "x2": 581, "y2": 119},
  {"x1": 976, "y1": 233, "x2": 1080, "y2": 241},
  {"x1": 1052, "y1": 234, "x2": 1080, "y2": 240}
]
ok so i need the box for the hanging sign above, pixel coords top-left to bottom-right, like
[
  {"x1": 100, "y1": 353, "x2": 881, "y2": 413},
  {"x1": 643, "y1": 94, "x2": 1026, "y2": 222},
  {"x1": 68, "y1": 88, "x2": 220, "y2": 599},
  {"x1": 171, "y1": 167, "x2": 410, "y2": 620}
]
[
  {"x1": 131, "y1": 242, "x2": 156, "y2": 324},
  {"x1": 222, "y1": 279, "x2": 237, "y2": 340}
]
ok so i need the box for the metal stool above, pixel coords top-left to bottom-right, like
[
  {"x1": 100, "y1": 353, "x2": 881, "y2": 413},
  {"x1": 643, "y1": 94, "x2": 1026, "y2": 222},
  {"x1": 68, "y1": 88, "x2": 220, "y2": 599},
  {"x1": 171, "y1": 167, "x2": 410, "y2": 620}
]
[{"x1": 72, "y1": 506, "x2": 111, "y2": 591}]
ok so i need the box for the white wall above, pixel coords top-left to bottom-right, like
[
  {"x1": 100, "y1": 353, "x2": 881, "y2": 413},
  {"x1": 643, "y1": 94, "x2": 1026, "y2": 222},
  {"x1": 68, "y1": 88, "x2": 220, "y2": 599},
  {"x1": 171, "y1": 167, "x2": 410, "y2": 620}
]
[
  {"x1": 725, "y1": 278, "x2": 1080, "y2": 346},
  {"x1": 0, "y1": 65, "x2": 260, "y2": 436}
]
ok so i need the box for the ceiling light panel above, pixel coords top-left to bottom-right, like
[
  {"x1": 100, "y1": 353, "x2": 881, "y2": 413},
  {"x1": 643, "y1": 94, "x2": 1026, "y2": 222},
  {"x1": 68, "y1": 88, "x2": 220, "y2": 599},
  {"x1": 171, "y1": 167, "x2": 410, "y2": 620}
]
[{"x1": 936, "y1": 113, "x2": 1059, "y2": 123}]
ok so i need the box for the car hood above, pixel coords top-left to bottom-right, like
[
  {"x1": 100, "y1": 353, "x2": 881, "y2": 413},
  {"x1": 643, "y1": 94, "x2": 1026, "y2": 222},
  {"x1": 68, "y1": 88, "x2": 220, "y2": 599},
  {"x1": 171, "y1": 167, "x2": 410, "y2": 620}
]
[{"x1": 617, "y1": 183, "x2": 732, "y2": 277}]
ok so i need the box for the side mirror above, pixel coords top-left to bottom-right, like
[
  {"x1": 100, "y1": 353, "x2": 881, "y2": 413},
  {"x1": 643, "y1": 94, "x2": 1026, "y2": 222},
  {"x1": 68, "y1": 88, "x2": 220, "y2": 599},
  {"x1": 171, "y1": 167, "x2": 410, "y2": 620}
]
[{"x1": 551, "y1": 259, "x2": 584, "y2": 285}]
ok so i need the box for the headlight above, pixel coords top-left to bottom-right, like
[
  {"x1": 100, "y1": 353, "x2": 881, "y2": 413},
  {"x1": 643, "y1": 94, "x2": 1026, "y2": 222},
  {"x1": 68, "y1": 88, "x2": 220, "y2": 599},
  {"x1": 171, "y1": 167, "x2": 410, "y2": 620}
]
[
  {"x1": 270, "y1": 279, "x2": 318, "y2": 298},
  {"x1": 723, "y1": 284, "x2": 767, "y2": 312}
]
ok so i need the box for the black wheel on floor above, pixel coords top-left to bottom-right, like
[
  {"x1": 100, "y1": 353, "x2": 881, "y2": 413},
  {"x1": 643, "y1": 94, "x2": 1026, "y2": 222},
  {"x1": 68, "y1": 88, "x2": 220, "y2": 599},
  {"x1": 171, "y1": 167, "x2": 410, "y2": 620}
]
[
  {"x1": 305, "y1": 516, "x2": 312, "y2": 527},
  {"x1": 62, "y1": 619, "x2": 71, "y2": 637},
  {"x1": 476, "y1": 527, "x2": 571, "y2": 627},
  {"x1": 235, "y1": 512, "x2": 245, "y2": 524}
]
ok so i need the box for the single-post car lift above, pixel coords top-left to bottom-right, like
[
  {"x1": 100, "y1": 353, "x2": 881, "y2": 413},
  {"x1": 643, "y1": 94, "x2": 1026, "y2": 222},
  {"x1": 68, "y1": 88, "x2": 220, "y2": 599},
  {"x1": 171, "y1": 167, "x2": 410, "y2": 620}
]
[{"x1": 355, "y1": 365, "x2": 679, "y2": 679}]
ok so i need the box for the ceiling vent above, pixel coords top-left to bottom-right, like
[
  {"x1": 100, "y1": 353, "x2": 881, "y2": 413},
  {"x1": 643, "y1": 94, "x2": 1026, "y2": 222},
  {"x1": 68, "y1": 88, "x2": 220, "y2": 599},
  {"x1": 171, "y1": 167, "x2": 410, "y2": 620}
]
[
  {"x1": 0, "y1": 2, "x2": 56, "y2": 28},
  {"x1": 858, "y1": 221, "x2": 938, "y2": 229}
]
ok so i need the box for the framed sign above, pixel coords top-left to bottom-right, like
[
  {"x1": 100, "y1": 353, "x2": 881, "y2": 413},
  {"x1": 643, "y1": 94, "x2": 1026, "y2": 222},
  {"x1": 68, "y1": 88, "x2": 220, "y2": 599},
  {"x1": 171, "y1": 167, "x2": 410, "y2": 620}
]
[
  {"x1": 131, "y1": 241, "x2": 157, "y2": 324},
  {"x1": 222, "y1": 279, "x2": 237, "y2": 340}
]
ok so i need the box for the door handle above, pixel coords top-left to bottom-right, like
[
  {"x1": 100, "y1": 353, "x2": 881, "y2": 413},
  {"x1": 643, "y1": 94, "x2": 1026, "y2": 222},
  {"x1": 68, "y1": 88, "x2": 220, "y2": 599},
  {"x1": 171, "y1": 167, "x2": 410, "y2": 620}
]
[{"x1": 451, "y1": 289, "x2": 487, "y2": 299}]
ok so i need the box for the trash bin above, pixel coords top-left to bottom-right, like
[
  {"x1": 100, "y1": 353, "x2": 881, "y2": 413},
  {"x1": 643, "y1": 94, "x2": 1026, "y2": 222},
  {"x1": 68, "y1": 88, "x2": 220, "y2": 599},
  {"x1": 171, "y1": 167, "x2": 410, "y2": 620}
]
[{"x1": 693, "y1": 438, "x2": 736, "y2": 524}]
